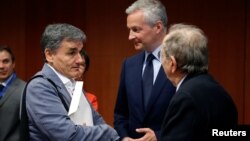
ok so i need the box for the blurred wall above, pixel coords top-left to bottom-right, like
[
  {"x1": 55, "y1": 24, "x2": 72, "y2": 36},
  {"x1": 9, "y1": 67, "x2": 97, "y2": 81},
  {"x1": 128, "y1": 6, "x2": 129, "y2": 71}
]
[{"x1": 0, "y1": 0, "x2": 249, "y2": 126}]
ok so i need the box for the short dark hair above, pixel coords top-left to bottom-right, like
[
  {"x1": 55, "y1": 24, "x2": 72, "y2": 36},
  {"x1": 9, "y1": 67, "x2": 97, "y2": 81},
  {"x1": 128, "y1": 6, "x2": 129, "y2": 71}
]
[
  {"x1": 40, "y1": 23, "x2": 86, "y2": 62},
  {"x1": 0, "y1": 45, "x2": 16, "y2": 62}
]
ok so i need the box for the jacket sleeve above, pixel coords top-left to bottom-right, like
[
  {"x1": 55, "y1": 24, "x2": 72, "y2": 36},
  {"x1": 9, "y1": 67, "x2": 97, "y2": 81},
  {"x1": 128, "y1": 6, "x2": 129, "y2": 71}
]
[{"x1": 114, "y1": 60, "x2": 130, "y2": 139}]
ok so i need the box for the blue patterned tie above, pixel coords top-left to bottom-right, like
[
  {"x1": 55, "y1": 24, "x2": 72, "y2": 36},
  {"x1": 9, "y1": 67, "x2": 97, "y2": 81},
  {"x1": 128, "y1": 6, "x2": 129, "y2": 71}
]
[{"x1": 142, "y1": 54, "x2": 155, "y2": 109}]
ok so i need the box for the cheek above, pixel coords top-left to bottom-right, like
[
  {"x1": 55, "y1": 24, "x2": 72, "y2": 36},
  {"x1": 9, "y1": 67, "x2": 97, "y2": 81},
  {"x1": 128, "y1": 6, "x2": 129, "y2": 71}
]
[
  {"x1": 58, "y1": 57, "x2": 72, "y2": 67},
  {"x1": 144, "y1": 29, "x2": 156, "y2": 40},
  {"x1": 161, "y1": 61, "x2": 168, "y2": 74},
  {"x1": 163, "y1": 60, "x2": 172, "y2": 74},
  {"x1": 55, "y1": 58, "x2": 71, "y2": 72},
  {"x1": 6, "y1": 64, "x2": 14, "y2": 71}
]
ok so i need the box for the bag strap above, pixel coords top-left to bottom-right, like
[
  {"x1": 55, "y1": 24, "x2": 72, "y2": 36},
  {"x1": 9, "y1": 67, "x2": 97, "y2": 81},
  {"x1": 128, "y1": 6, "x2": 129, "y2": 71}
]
[
  {"x1": 41, "y1": 75, "x2": 69, "y2": 111},
  {"x1": 20, "y1": 75, "x2": 69, "y2": 141}
]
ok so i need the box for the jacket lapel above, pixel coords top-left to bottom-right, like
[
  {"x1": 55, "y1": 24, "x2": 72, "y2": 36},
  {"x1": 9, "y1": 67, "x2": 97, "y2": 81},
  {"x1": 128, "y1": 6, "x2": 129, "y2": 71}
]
[
  {"x1": 144, "y1": 67, "x2": 166, "y2": 113},
  {"x1": 134, "y1": 53, "x2": 146, "y2": 114},
  {"x1": 0, "y1": 78, "x2": 18, "y2": 105},
  {"x1": 41, "y1": 64, "x2": 72, "y2": 106}
]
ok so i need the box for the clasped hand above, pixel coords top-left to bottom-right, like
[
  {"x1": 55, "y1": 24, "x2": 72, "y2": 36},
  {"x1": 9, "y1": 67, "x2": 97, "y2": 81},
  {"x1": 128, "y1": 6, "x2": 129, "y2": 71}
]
[{"x1": 122, "y1": 128, "x2": 157, "y2": 141}]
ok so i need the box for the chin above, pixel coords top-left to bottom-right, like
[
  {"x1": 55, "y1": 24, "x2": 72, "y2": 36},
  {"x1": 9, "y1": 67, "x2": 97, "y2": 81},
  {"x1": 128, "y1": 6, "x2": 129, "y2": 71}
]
[{"x1": 134, "y1": 46, "x2": 143, "y2": 50}]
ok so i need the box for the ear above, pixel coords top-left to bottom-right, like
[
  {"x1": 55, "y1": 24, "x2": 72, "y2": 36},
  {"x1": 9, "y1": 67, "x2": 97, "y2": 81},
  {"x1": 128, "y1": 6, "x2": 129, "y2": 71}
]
[
  {"x1": 154, "y1": 21, "x2": 164, "y2": 33},
  {"x1": 12, "y1": 61, "x2": 15, "y2": 68},
  {"x1": 169, "y1": 56, "x2": 177, "y2": 73},
  {"x1": 44, "y1": 48, "x2": 54, "y2": 63}
]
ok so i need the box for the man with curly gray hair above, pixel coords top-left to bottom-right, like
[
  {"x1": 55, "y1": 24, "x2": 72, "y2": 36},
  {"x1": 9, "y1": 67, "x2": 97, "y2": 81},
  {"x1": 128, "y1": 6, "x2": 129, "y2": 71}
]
[{"x1": 160, "y1": 23, "x2": 238, "y2": 140}]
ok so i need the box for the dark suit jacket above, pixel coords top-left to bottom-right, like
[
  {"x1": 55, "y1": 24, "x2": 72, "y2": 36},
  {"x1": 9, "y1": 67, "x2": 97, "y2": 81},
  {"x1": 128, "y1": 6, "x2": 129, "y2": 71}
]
[
  {"x1": 161, "y1": 73, "x2": 238, "y2": 141},
  {"x1": 114, "y1": 52, "x2": 175, "y2": 140},
  {"x1": 0, "y1": 77, "x2": 26, "y2": 141}
]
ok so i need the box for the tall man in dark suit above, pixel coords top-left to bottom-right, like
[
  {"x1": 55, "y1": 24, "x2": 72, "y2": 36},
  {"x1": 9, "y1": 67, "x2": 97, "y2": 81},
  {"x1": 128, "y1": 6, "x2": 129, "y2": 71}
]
[
  {"x1": 114, "y1": 0, "x2": 175, "y2": 141},
  {"x1": 24, "y1": 23, "x2": 119, "y2": 141},
  {"x1": 160, "y1": 23, "x2": 238, "y2": 141},
  {"x1": 0, "y1": 45, "x2": 26, "y2": 141}
]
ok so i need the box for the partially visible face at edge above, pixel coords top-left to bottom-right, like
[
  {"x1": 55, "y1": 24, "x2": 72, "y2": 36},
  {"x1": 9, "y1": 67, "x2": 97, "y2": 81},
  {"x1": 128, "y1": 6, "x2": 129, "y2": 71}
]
[
  {"x1": 75, "y1": 56, "x2": 86, "y2": 81},
  {"x1": 0, "y1": 50, "x2": 15, "y2": 82},
  {"x1": 161, "y1": 46, "x2": 175, "y2": 86}
]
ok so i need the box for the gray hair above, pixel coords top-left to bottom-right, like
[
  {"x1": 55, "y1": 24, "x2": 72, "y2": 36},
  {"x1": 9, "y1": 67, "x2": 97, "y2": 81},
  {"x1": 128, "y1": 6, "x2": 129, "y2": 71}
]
[
  {"x1": 126, "y1": 0, "x2": 167, "y2": 32},
  {"x1": 162, "y1": 23, "x2": 208, "y2": 73},
  {"x1": 40, "y1": 23, "x2": 86, "y2": 61}
]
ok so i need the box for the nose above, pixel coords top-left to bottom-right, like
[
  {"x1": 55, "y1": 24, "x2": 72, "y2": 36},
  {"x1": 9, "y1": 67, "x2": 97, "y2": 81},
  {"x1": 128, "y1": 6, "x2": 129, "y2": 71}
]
[
  {"x1": 76, "y1": 53, "x2": 84, "y2": 64},
  {"x1": 0, "y1": 62, "x2": 3, "y2": 68},
  {"x1": 128, "y1": 30, "x2": 136, "y2": 40}
]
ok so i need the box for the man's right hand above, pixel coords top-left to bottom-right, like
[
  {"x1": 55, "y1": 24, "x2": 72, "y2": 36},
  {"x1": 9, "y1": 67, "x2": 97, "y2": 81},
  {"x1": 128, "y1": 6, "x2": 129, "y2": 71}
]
[{"x1": 122, "y1": 137, "x2": 135, "y2": 141}]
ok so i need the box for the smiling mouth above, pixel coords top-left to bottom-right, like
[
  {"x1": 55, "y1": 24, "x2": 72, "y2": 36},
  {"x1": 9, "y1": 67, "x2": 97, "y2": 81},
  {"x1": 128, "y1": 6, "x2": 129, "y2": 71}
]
[
  {"x1": 72, "y1": 67, "x2": 79, "y2": 70},
  {"x1": 134, "y1": 42, "x2": 140, "y2": 46},
  {"x1": 0, "y1": 71, "x2": 7, "y2": 74}
]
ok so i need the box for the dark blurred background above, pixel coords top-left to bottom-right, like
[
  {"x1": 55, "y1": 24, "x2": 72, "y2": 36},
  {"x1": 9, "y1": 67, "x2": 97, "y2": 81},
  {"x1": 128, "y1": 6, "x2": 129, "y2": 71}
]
[{"x1": 0, "y1": 0, "x2": 249, "y2": 126}]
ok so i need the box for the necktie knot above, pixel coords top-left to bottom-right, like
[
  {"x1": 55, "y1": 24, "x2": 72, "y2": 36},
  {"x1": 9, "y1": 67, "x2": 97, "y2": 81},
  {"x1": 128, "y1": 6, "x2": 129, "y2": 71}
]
[
  {"x1": 146, "y1": 54, "x2": 155, "y2": 63},
  {"x1": 0, "y1": 84, "x2": 4, "y2": 99},
  {"x1": 0, "y1": 84, "x2": 4, "y2": 92}
]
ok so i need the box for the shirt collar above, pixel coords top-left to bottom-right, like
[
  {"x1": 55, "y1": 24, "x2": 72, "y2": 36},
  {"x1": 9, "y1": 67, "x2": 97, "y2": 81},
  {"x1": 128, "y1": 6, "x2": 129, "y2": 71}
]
[
  {"x1": 176, "y1": 74, "x2": 187, "y2": 92},
  {"x1": 145, "y1": 45, "x2": 162, "y2": 62},
  {"x1": 47, "y1": 63, "x2": 75, "y2": 86},
  {"x1": 1, "y1": 72, "x2": 16, "y2": 87}
]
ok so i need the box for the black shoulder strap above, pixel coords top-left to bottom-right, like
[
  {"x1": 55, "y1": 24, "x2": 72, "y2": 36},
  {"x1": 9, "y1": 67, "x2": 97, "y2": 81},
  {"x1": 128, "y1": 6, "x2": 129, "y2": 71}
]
[
  {"x1": 19, "y1": 75, "x2": 69, "y2": 141},
  {"x1": 39, "y1": 75, "x2": 69, "y2": 111}
]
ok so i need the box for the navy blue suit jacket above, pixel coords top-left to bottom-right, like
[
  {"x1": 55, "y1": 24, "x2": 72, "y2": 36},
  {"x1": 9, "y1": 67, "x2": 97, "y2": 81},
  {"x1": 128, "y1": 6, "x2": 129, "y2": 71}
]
[{"x1": 114, "y1": 52, "x2": 175, "y2": 140}]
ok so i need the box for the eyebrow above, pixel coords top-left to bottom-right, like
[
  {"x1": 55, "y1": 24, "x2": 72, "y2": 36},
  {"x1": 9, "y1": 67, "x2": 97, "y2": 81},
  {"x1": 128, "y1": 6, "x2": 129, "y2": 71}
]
[{"x1": 68, "y1": 47, "x2": 78, "y2": 52}]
